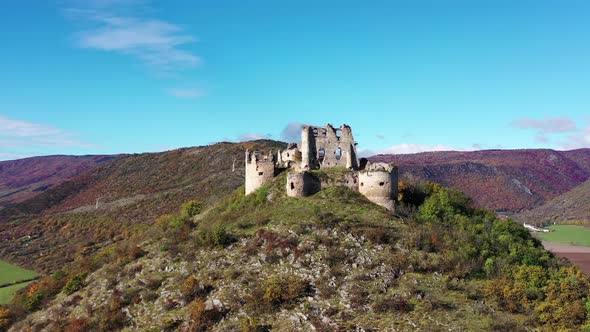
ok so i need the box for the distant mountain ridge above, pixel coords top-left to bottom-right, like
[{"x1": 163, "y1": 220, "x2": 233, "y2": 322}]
[
  {"x1": 517, "y1": 178, "x2": 590, "y2": 224},
  {"x1": 370, "y1": 148, "x2": 590, "y2": 212},
  {"x1": 0, "y1": 155, "x2": 119, "y2": 208}
]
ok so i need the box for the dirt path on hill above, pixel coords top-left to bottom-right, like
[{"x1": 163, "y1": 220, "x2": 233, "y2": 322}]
[{"x1": 542, "y1": 241, "x2": 590, "y2": 274}]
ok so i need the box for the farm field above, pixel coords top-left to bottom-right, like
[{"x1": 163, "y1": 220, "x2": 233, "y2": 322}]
[
  {"x1": 537, "y1": 225, "x2": 590, "y2": 247},
  {"x1": 0, "y1": 281, "x2": 34, "y2": 304},
  {"x1": 0, "y1": 260, "x2": 38, "y2": 304}
]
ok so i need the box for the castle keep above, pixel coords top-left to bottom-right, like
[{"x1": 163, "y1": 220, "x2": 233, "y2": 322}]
[{"x1": 245, "y1": 124, "x2": 398, "y2": 210}]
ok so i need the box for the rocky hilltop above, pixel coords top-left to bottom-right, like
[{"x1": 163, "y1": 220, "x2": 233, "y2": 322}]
[{"x1": 3, "y1": 169, "x2": 590, "y2": 331}]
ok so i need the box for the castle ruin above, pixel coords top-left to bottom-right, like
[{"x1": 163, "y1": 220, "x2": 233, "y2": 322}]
[{"x1": 245, "y1": 124, "x2": 398, "y2": 211}]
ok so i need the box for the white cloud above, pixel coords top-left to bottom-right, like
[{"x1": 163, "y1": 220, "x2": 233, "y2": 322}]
[
  {"x1": 359, "y1": 143, "x2": 460, "y2": 157},
  {"x1": 67, "y1": 4, "x2": 199, "y2": 72},
  {"x1": 281, "y1": 122, "x2": 303, "y2": 142},
  {"x1": 0, "y1": 115, "x2": 63, "y2": 137},
  {"x1": 511, "y1": 116, "x2": 577, "y2": 134},
  {"x1": 0, "y1": 152, "x2": 37, "y2": 161},
  {"x1": 166, "y1": 88, "x2": 206, "y2": 99},
  {"x1": 0, "y1": 115, "x2": 91, "y2": 157},
  {"x1": 559, "y1": 126, "x2": 590, "y2": 150},
  {"x1": 237, "y1": 133, "x2": 270, "y2": 142}
]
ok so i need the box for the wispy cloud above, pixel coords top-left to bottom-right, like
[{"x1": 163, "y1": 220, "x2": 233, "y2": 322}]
[
  {"x1": 280, "y1": 122, "x2": 303, "y2": 142},
  {"x1": 511, "y1": 116, "x2": 589, "y2": 150},
  {"x1": 66, "y1": 2, "x2": 199, "y2": 73},
  {"x1": 237, "y1": 133, "x2": 271, "y2": 142},
  {"x1": 0, "y1": 116, "x2": 64, "y2": 137},
  {"x1": 559, "y1": 125, "x2": 590, "y2": 150},
  {"x1": 359, "y1": 143, "x2": 461, "y2": 157},
  {"x1": 166, "y1": 87, "x2": 206, "y2": 99},
  {"x1": 0, "y1": 115, "x2": 91, "y2": 160},
  {"x1": 0, "y1": 152, "x2": 37, "y2": 161},
  {"x1": 511, "y1": 116, "x2": 577, "y2": 134}
]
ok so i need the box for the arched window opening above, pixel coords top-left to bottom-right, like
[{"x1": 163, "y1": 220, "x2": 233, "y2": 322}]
[
  {"x1": 335, "y1": 147, "x2": 342, "y2": 160},
  {"x1": 312, "y1": 128, "x2": 319, "y2": 137},
  {"x1": 259, "y1": 172, "x2": 264, "y2": 176},
  {"x1": 361, "y1": 182, "x2": 364, "y2": 186},
  {"x1": 321, "y1": 128, "x2": 327, "y2": 137},
  {"x1": 335, "y1": 129, "x2": 342, "y2": 139},
  {"x1": 290, "y1": 182, "x2": 295, "y2": 190},
  {"x1": 318, "y1": 148, "x2": 326, "y2": 162},
  {"x1": 379, "y1": 182, "x2": 385, "y2": 186}
]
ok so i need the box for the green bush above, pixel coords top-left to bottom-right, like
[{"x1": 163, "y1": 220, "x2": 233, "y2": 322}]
[
  {"x1": 181, "y1": 200, "x2": 203, "y2": 218},
  {"x1": 197, "y1": 225, "x2": 236, "y2": 247},
  {"x1": 62, "y1": 273, "x2": 88, "y2": 295}
]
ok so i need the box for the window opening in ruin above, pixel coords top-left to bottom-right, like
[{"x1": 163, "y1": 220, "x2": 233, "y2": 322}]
[
  {"x1": 379, "y1": 182, "x2": 385, "y2": 186},
  {"x1": 259, "y1": 172, "x2": 264, "y2": 176},
  {"x1": 318, "y1": 148, "x2": 325, "y2": 162},
  {"x1": 335, "y1": 129, "x2": 342, "y2": 139},
  {"x1": 291, "y1": 182, "x2": 295, "y2": 190},
  {"x1": 321, "y1": 128, "x2": 327, "y2": 137},
  {"x1": 335, "y1": 147, "x2": 342, "y2": 160},
  {"x1": 313, "y1": 128, "x2": 319, "y2": 137},
  {"x1": 361, "y1": 182, "x2": 364, "y2": 186}
]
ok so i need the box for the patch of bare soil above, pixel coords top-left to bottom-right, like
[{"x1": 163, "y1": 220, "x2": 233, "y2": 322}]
[{"x1": 543, "y1": 241, "x2": 590, "y2": 274}]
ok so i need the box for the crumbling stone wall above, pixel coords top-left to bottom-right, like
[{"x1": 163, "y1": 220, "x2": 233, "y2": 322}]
[
  {"x1": 245, "y1": 123, "x2": 398, "y2": 212},
  {"x1": 358, "y1": 162, "x2": 398, "y2": 211},
  {"x1": 278, "y1": 143, "x2": 302, "y2": 169},
  {"x1": 286, "y1": 172, "x2": 321, "y2": 197},
  {"x1": 301, "y1": 124, "x2": 359, "y2": 170},
  {"x1": 245, "y1": 150, "x2": 276, "y2": 195}
]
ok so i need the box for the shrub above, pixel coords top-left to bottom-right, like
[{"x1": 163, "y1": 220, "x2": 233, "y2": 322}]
[
  {"x1": 197, "y1": 225, "x2": 236, "y2": 247},
  {"x1": 187, "y1": 299, "x2": 227, "y2": 331},
  {"x1": 181, "y1": 200, "x2": 203, "y2": 218},
  {"x1": 182, "y1": 275, "x2": 199, "y2": 301},
  {"x1": 0, "y1": 306, "x2": 13, "y2": 331},
  {"x1": 261, "y1": 274, "x2": 309, "y2": 306},
  {"x1": 129, "y1": 246, "x2": 146, "y2": 260},
  {"x1": 62, "y1": 273, "x2": 88, "y2": 295}
]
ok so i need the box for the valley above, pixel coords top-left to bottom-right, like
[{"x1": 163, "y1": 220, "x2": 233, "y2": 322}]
[{"x1": 0, "y1": 260, "x2": 38, "y2": 304}]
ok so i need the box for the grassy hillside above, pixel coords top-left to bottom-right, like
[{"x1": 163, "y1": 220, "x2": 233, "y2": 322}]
[
  {"x1": 371, "y1": 148, "x2": 590, "y2": 212},
  {"x1": 518, "y1": 178, "x2": 590, "y2": 225},
  {"x1": 537, "y1": 225, "x2": 590, "y2": 247},
  {"x1": 0, "y1": 141, "x2": 285, "y2": 273},
  {"x1": 3, "y1": 174, "x2": 590, "y2": 331}
]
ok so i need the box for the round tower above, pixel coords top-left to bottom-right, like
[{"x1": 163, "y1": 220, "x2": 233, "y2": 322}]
[{"x1": 358, "y1": 162, "x2": 398, "y2": 211}]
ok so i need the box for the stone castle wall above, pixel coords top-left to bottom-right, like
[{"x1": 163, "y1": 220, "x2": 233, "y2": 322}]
[
  {"x1": 245, "y1": 150, "x2": 276, "y2": 195},
  {"x1": 245, "y1": 123, "x2": 398, "y2": 211},
  {"x1": 301, "y1": 124, "x2": 359, "y2": 170}
]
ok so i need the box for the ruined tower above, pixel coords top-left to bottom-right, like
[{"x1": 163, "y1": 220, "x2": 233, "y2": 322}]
[
  {"x1": 245, "y1": 150, "x2": 276, "y2": 195},
  {"x1": 245, "y1": 123, "x2": 398, "y2": 211},
  {"x1": 358, "y1": 162, "x2": 398, "y2": 211},
  {"x1": 301, "y1": 124, "x2": 359, "y2": 170}
]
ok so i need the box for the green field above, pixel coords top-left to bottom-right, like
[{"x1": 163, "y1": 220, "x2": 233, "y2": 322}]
[
  {"x1": 0, "y1": 281, "x2": 34, "y2": 304},
  {"x1": 0, "y1": 260, "x2": 38, "y2": 304},
  {"x1": 537, "y1": 224, "x2": 590, "y2": 247}
]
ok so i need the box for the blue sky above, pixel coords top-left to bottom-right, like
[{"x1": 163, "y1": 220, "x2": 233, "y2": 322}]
[{"x1": 1, "y1": 0, "x2": 590, "y2": 160}]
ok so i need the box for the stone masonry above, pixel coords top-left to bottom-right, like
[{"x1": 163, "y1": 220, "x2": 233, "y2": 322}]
[{"x1": 245, "y1": 123, "x2": 398, "y2": 211}]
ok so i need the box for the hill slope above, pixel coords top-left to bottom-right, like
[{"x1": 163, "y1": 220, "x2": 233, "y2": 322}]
[
  {"x1": 517, "y1": 178, "x2": 590, "y2": 224},
  {"x1": 0, "y1": 141, "x2": 285, "y2": 273},
  {"x1": 5, "y1": 172, "x2": 590, "y2": 331},
  {"x1": 0, "y1": 155, "x2": 118, "y2": 209},
  {"x1": 370, "y1": 148, "x2": 590, "y2": 212}
]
